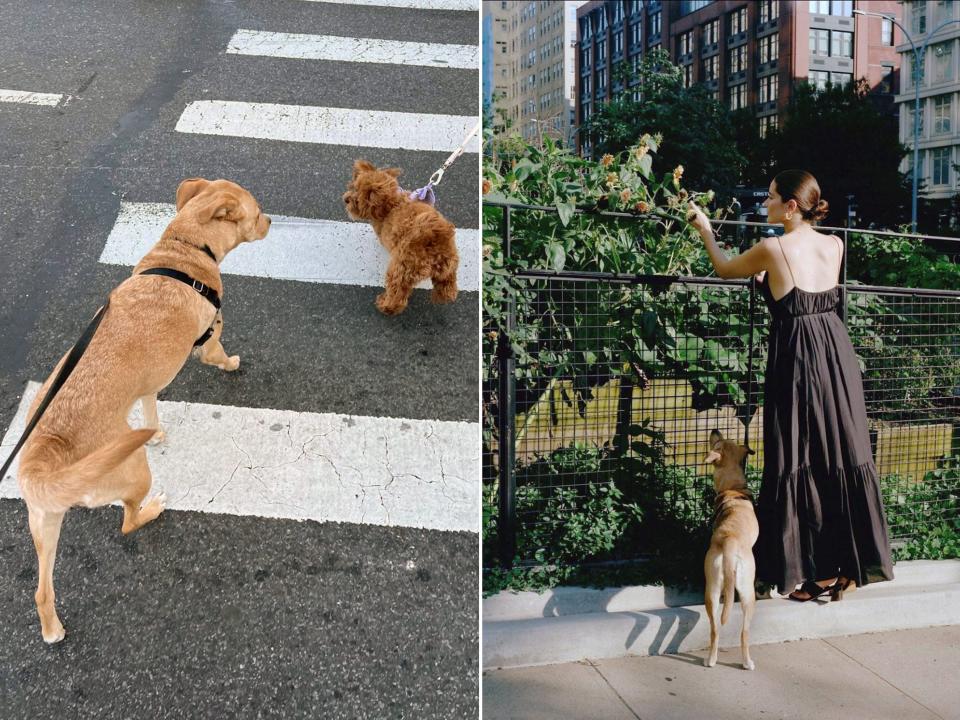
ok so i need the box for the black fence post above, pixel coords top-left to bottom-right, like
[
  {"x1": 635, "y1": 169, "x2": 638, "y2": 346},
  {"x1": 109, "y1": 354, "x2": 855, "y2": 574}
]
[
  {"x1": 744, "y1": 274, "x2": 757, "y2": 458},
  {"x1": 497, "y1": 206, "x2": 517, "y2": 569}
]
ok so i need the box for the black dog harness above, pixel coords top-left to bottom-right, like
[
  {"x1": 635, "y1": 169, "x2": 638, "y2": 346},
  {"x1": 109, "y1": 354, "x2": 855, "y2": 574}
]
[{"x1": 139, "y1": 242, "x2": 222, "y2": 346}]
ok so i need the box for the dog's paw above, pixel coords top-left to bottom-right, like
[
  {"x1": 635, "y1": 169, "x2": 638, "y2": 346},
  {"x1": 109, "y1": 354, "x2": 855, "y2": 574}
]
[
  {"x1": 743, "y1": 659, "x2": 756, "y2": 671},
  {"x1": 375, "y1": 294, "x2": 405, "y2": 315},
  {"x1": 147, "y1": 429, "x2": 166, "y2": 446},
  {"x1": 219, "y1": 355, "x2": 240, "y2": 371},
  {"x1": 42, "y1": 621, "x2": 66, "y2": 644},
  {"x1": 704, "y1": 656, "x2": 716, "y2": 668}
]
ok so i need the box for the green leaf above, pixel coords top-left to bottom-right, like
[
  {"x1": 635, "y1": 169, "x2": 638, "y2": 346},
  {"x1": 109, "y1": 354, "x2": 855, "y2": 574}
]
[
  {"x1": 546, "y1": 242, "x2": 566, "y2": 272},
  {"x1": 556, "y1": 199, "x2": 575, "y2": 227}
]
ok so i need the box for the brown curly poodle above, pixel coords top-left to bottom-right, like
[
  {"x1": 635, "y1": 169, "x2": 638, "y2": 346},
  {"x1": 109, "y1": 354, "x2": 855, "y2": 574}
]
[{"x1": 343, "y1": 159, "x2": 459, "y2": 315}]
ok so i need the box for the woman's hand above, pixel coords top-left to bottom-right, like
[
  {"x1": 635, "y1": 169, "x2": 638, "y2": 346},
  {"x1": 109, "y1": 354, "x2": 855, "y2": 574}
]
[{"x1": 686, "y1": 201, "x2": 712, "y2": 237}]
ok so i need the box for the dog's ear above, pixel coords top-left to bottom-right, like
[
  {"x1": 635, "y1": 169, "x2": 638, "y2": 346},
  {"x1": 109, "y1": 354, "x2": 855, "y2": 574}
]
[
  {"x1": 704, "y1": 448, "x2": 722, "y2": 465},
  {"x1": 352, "y1": 160, "x2": 376, "y2": 178},
  {"x1": 383, "y1": 167, "x2": 402, "y2": 178},
  {"x1": 743, "y1": 446, "x2": 756, "y2": 456},
  {"x1": 176, "y1": 178, "x2": 211, "y2": 210},
  {"x1": 709, "y1": 429, "x2": 723, "y2": 446},
  {"x1": 196, "y1": 191, "x2": 242, "y2": 224}
]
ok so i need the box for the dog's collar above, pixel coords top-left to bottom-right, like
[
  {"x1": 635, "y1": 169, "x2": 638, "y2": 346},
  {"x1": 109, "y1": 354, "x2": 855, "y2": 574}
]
[
  {"x1": 138, "y1": 267, "x2": 222, "y2": 346},
  {"x1": 170, "y1": 235, "x2": 220, "y2": 263}
]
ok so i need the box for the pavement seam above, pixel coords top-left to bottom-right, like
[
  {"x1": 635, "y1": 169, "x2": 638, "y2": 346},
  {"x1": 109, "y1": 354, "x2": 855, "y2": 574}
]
[
  {"x1": 585, "y1": 658, "x2": 643, "y2": 720},
  {"x1": 820, "y1": 637, "x2": 946, "y2": 720}
]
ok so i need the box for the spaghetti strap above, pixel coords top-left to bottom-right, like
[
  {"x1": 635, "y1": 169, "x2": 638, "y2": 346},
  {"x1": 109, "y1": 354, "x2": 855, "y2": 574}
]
[{"x1": 775, "y1": 236, "x2": 798, "y2": 288}]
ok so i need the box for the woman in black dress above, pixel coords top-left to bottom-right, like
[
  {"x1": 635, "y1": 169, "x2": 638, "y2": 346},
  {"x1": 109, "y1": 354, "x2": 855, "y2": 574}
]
[{"x1": 687, "y1": 170, "x2": 893, "y2": 601}]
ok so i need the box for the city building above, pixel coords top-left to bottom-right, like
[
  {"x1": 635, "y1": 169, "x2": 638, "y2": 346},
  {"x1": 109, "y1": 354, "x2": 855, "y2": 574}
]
[
  {"x1": 575, "y1": 1, "x2": 900, "y2": 155},
  {"x1": 483, "y1": 1, "x2": 586, "y2": 145},
  {"x1": 893, "y1": 0, "x2": 960, "y2": 201}
]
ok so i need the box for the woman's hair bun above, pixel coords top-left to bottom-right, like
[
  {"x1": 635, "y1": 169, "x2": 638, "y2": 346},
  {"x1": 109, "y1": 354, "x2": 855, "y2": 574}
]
[
  {"x1": 810, "y1": 198, "x2": 829, "y2": 222},
  {"x1": 773, "y1": 169, "x2": 829, "y2": 224}
]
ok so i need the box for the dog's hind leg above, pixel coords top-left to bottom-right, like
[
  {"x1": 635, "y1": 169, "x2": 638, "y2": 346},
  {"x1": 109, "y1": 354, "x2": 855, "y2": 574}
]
[
  {"x1": 703, "y1": 550, "x2": 722, "y2": 667},
  {"x1": 118, "y1": 448, "x2": 166, "y2": 535},
  {"x1": 430, "y1": 254, "x2": 458, "y2": 304},
  {"x1": 141, "y1": 394, "x2": 165, "y2": 445},
  {"x1": 28, "y1": 507, "x2": 67, "y2": 643},
  {"x1": 377, "y1": 257, "x2": 418, "y2": 315},
  {"x1": 737, "y1": 560, "x2": 757, "y2": 670}
]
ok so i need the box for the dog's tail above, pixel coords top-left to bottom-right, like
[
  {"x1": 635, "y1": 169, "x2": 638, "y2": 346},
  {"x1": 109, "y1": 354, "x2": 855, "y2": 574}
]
[
  {"x1": 20, "y1": 429, "x2": 155, "y2": 508},
  {"x1": 720, "y1": 538, "x2": 738, "y2": 626}
]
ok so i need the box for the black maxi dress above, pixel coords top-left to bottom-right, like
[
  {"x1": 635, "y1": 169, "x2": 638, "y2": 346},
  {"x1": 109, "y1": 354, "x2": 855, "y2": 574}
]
[{"x1": 755, "y1": 238, "x2": 894, "y2": 593}]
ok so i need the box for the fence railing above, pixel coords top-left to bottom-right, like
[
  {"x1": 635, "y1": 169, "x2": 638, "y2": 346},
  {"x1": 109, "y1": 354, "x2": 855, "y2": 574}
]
[{"x1": 483, "y1": 202, "x2": 960, "y2": 570}]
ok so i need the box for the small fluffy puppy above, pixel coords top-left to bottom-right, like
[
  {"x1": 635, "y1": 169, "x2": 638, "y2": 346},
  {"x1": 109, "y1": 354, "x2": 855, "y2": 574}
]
[
  {"x1": 702, "y1": 429, "x2": 760, "y2": 670},
  {"x1": 343, "y1": 160, "x2": 458, "y2": 315}
]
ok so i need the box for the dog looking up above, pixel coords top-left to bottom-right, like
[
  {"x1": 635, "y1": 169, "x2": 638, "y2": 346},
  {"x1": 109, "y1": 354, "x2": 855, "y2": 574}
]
[
  {"x1": 342, "y1": 160, "x2": 458, "y2": 315},
  {"x1": 703, "y1": 429, "x2": 760, "y2": 670},
  {"x1": 17, "y1": 178, "x2": 270, "y2": 644}
]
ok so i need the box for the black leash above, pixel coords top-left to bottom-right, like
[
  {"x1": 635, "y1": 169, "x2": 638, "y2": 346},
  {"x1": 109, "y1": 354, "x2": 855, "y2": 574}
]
[
  {"x1": 0, "y1": 300, "x2": 111, "y2": 481},
  {"x1": 0, "y1": 266, "x2": 224, "y2": 481}
]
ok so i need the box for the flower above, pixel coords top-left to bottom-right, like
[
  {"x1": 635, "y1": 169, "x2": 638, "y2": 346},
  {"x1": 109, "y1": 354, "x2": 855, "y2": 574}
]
[
  {"x1": 482, "y1": 179, "x2": 492, "y2": 195},
  {"x1": 601, "y1": 154, "x2": 615, "y2": 167},
  {"x1": 605, "y1": 172, "x2": 618, "y2": 187},
  {"x1": 673, "y1": 164, "x2": 684, "y2": 180},
  {"x1": 634, "y1": 200, "x2": 650, "y2": 212},
  {"x1": 634, "y1": 145, "x2": 648, "y2": 159},
  {"x1": 619, "y1": 189, "x2": 632, "y2": 203}
]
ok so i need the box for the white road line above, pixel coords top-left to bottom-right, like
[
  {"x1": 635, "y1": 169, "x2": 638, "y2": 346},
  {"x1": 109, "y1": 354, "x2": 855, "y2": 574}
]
[
  {"x1": 0, "y1": 89, "x2": 64, "y2": 106},
  {"x1": 226, "y1": 30, "x2": 478, "y2": 69},
  {"x1": 98, "y1": 202, "x2": 479, "y2": 291},
  {"x1": 298, "y1": 0, "x2": 477, "y2": 9},
  {"x1": 175, "y1": 100, "x2": 481, "y2": 154},
  {"x1": 1, "y1": 382, "x2": 479, "y2": 533}
]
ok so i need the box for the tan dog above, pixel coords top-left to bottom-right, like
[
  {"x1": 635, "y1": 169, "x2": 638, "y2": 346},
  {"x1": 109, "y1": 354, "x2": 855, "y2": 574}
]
[
  {"x1": 17, "y1": 178, "x2": 270, "y2": 643},
  {"x1": 703, "y1": 429, "x2": 760, "y2": 670},
  {"x1": 342, "y1": 160, "x2": 458, "y2": 315}
]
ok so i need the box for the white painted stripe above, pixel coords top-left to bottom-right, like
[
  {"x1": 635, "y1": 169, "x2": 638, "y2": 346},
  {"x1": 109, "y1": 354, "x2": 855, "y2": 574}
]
[
  {"x1": 175, "y1": 100, "x2": 481, "y2": 154},
  {"x1": 298, "y1": 0, "x2": 476, "y2": 9},
  {"x1": 97, "y1": 202, "x2": 479, "y2": 291},
  {"x1": 1, "y1": 382, "x2": 479, "y2": 533},
  {"x1": 226, "y1": 30, "x2": 478, "y2": 69},
  {"x1": 0, "y1": 89, "x2": 64, "y2": 106}
]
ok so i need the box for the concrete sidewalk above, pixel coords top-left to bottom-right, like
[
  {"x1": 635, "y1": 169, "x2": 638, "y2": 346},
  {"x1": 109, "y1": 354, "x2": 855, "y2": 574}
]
[{"x1": 483, "y1": 625, "x2": 960, "y2": 720}]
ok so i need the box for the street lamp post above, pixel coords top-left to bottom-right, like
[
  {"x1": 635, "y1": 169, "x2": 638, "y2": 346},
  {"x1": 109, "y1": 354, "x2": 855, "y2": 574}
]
[{"x1": 855, "y1": 9, "x2": 960, "y2": 232}]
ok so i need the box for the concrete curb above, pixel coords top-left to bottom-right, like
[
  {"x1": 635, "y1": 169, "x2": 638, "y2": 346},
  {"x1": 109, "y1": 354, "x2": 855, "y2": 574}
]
[{"x1": 482, "y1": 560, "x2": 960, "y2": 669}]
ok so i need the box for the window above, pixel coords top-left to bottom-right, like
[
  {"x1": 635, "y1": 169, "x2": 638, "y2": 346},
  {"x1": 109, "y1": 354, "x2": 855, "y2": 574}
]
[
  {"x1": 808, "y1": 70, "x2": 829, "y2": 90},
  {"x1": 614, "y1": 32, "x2": 623, "y2": 56},
  {"x1": 833, "y1": 0, "x2": 852, "y2": 16},
  {"x1": 831, "y1": 31, "x2": 852, "y2": 58},
  {"x1": 729, "y1": 45, "x2": 747, "y2": 74},
  {"x1": 679, "y1": 30, "x2": 694, "y2": 56},
  {"x1": 882, "y1": 18, "x2": 894, "y2": 46},
  {"x1": 729, "y1": 83, "x2": 748, "y2": 110},
  {"x1": 910, "y1": 103, "x2": 925, "y2": 136},
  {"x1": 933, "y1": 147, "x2": 951, "y2": 185},
  {"x1": 760, "y1": 73, "x2": 778, "y2": 103},
  {"x1": 759, "y1": 0, "x2": 779, "y2": 23},
  {"x1": 597, "y1": 39, "x2": 606, "y2": 63},
  {"x1": 759, "y1": 115, "x2": 778, "y2": 138},
  {"x1": 703, "y1": 19, "x2": 719, "y2": 45},
  {"x1": 910, "y1": 52, "x2": 926, "y2": 88},
  {"x1": 830, "y1": 71, "x2": 852, "y2": 86},
  {"x1": 913, "y1": 1, "x2": 927, "y2": 34},
  {"x1": 760, "y1": 33, "x2": 779, "y2": 64},
  {"x1": 880, "y1": 64, "x2": 895, "y2": 93},
  {"x1": 934, "y1": 42, "x2": 953, "y2": 83},
  {"x1": 729, "y1": 7, "x2": 748, "y2": 35},
  {"x1": 809, "y1": 29, "x2": 829, "y2": 56},
  {"x1": 630, "y1": 21, "x2": 642, "y2": 46},
  {"x1": 650, "y1": 11, "x2": 661, "y2": 36},
  {"x1": 934, "y1": 95, "x2": 952, "y2": 134},
  {"x1": 682, "y1": 63, "x2": 694, "y2": 87},
  {"x1": 613, "y1": 2, "x2": 624, "y2": 23},
  {"x1": 907, "y1": 151, "x2": 924, "y2": 183},
  {"x1": 703, "y1": 55, "x2": 719, "y2": 81},
  {"x1": 809, "y1": 0, "x2": 830, "y2": 14},
  {"x1": 936, "y1": 0, "x2": 954, "y2": 24}
]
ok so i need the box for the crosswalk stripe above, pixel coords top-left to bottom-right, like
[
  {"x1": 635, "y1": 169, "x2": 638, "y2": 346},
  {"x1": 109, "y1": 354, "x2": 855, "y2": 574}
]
[
  {"x1": 175, "y1": 100, "x2": 481, "y2": 154},
  {"x1": 0, "y1": 88, "x2": 64, "y2": 106},
  {"x1": 226, "y1": 29, "x2": 478, "y2": 69},
  {"x1": 1, "y1": 382, "x2": 479, "y2": 533},
  {"x1": 97, "y1": 202, "x2": 480, "y2": 291},
  {"x1": 297, "y1": 0, "x2": 477, "y2": 9}
]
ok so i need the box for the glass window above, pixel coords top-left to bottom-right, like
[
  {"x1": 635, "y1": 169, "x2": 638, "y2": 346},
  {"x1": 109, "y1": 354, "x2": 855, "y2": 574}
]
[
  {"x1": 880, "y1": 65, "x2": 895, "y2": 93},
  {"x1": 830, "y1": 71, "x2": 852, "y2": 86},
  {"x1": 831, "y1": 31, "x2": 852, "y2": 58},
  {"x1": 597, "y1": 39, "x2": 606, "y2": 62},
  {"x1": 910, "y1": 52, "x2": 926, "y2": 88},
  {"x1": 682, "y1": 63, "x2": 694, "y2": 87},
  {"x1": 934, "y1": 95, "x2": 952, "y2": 134},
  {"x1": 910, "y1": 103, "x2": 925, "y2": 135},
  {"x1": 882, "y1": 18, "x2": 894, "y2": 46},
  {"x1": 760, "y1": 33, "x2": 779, "y2": 64},
  {"x1": 759, "y1": 114, "x2": 778, "y2": 138},
  {"x1": 729, "y1": 45, "x2": 747, "y2": 74},
  {"x1": 934, "y1": 42, "x2": 953, "y2": 82},
  {"x1": 936, "y1": 0, "x2": 954, "y2": 24},
  {"x1": 729, "y1": 83, "x2": 748, "y2": 110},
  {"x1": 760, "y1": 73, "x2": 779, "y2": 103},
  {"x1": 809, "y1": 29, "x2": 830, "y2": 56},
  {"x1": 729, "y1": 7, "x2": 748, "y2": 35},
  {"x1": 809, "y1": 0, "x2": 830, "y2": 14},
  {"x1": 650, "y1": 11, "x2": 661, "y2": 36},
  {"x1": 703, "y1": 55, "x2": 719, "y2": 81},
  {"x1": 759, "y1": 0, "x2": 779, "y2": 23},
  {"x1": 808, "y1": 70, "x2": 829, "y2": 90},
  {"x1": 933, "y1": 147, "x2": 951, "y2": 185},
  {"x1": 703, "y1": 19, "x2": 719, "y2": 45},
  {"x1": 913, "y1": 1, "x2": 927, "y2": 34},
  {"x1": 679, "y1": 30, "x2": 693, "y2": 55},
  {"x1": 833, "y1": 0, "x2": 852, "y2": 16},
  {"x1": 631, "y1": 21, "x2": 642, "y2": 46}
]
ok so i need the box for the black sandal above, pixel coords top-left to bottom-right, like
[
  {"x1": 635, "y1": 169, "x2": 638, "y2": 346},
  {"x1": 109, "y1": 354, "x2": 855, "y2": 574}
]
[{"x1": 788, "y1": 579, "x2": 838, "y2": 602}]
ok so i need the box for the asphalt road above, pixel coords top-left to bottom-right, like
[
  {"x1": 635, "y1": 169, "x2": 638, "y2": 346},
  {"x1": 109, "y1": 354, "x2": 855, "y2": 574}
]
[{"x1": 0, "y1": 1, "x2": 479, "y2": 717}]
